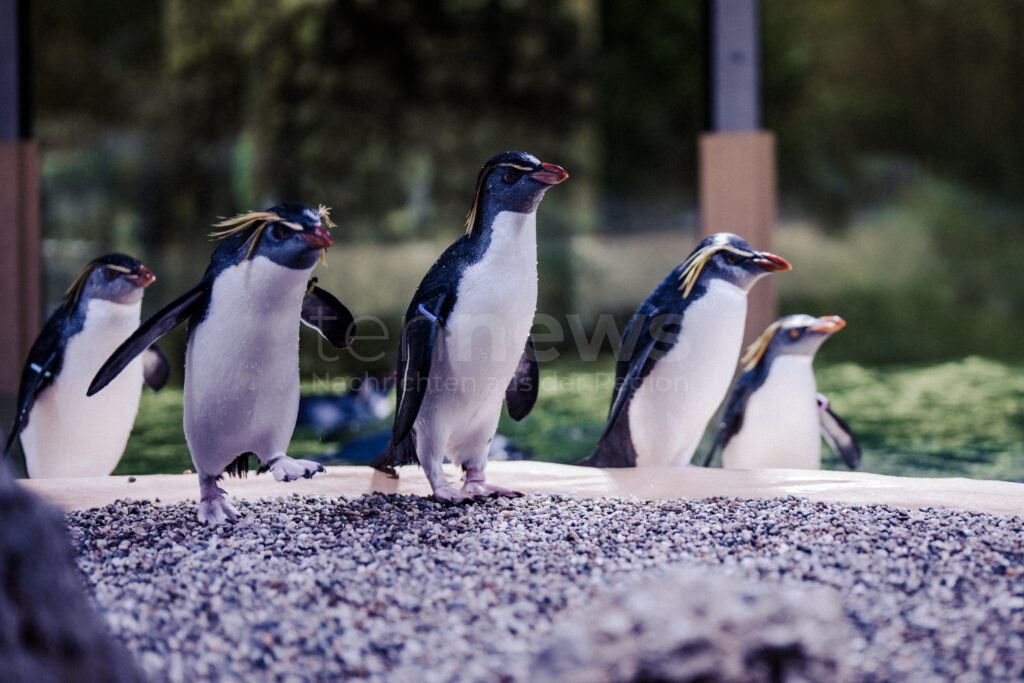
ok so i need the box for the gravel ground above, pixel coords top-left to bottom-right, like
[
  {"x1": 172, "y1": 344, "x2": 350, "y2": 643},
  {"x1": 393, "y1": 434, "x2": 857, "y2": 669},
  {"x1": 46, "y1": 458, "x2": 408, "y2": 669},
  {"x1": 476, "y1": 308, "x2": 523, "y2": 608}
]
[{"x1": 67, "y1": 494, "x2": 1024, "y2": 681}]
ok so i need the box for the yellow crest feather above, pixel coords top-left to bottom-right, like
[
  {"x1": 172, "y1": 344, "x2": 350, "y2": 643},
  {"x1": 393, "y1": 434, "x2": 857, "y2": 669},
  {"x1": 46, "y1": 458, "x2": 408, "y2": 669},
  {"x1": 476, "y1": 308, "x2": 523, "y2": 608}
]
[
  {"x1": 63, "y1": 259, "x2": 104, "y2": 314},
  {"x1": 317, "y1": 205, "x2": 334, "y2": 265},
  {"x1": 209, "y1": 211, "x2": 286, "y2": 263},
  {"x1": 318, "y1": 204, "x2": 336, "y2": 230},
  {"x1": 464, "y1": 162, "x2": 536, "y2": 235},
  {"x1": 676, "y1": 244, "x2": 756, "y2": 298},
  {"x1": 741, "y1": 319, "x2": 785, "y2": 371},
  {"x1": 62, "y1": 261, "x2": 133, "y2": 315}
]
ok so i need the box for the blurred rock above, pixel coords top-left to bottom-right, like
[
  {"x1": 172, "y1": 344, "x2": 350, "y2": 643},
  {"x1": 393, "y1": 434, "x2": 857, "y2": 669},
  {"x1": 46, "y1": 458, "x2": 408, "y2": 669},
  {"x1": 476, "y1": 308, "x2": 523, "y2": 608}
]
[
  {"x1": 0, "y1": 464, "x2": 143, "y2": 682},
  {"x1": 530, "y1": 567, "x2": 852, "y2": 682}
]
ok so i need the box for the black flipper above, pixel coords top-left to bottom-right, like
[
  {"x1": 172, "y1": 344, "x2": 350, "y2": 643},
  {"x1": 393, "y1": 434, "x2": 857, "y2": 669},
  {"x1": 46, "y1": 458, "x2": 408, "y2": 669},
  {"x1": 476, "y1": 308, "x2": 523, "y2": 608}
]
[
  {"x1": 609, "y1": 313, "x2": 646, "y2": 409},
  {"x1": 301, "y1": 285, "x2": 355, "y2": 349},
  {"x1": 143, "y1": 345, "x2": 170, "y2": 391},
  {"x1": 389, "y1": 293, "x2": 447, "y2": 447},
  {"x1": 505, "y1": 334, "x2": 539, "y2": 422},
  {"x1": 88, "y1": 284, "x2": 208, "y2": 396},
  {"x1": 819, "y1": 402, "x2": 861, "y2": 469},
  {"x1": 577, "y1": 416, "x2": 637, "y2": 467},
  {"x1": 701, "y1": 371, "x2": 759, "y2": 467},
  {"x1": 602, "y1": 337, "x2": 656, "y2": 443},
  {"x1": 577, "y1": 336, "x2": 657, "y2": 468},
  {"x1": 3, "y1": 346, "x2": 60, "y2": 458}
]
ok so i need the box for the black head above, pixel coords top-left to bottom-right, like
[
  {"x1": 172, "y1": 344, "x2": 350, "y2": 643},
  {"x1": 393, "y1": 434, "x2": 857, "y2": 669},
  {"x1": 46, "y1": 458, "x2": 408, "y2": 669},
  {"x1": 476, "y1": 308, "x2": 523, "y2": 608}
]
[
  {"x1": 464, "y1": 151, "x2": 569, "y2": 235},
  {"x1": 741, "y1": 314, "x2": 846, "y2": 370},
  {"x1": 210, "y1": 203, "x2": 334, "y2": 270},
  {"x1": 63, "y1": 253, "x2": 155, "y2": 311},
  {"x1": 677, "y1": 232, "x2": 791, "y2": 296}
]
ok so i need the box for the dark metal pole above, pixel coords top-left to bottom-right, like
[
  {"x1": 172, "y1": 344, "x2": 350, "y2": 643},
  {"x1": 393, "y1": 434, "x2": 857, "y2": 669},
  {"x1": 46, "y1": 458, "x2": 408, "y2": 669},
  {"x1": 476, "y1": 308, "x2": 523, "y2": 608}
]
[
  {"x1": 700, "y1": 0, "x2": 778, "y2": 345},
  {"x1": 707, "y1": 0, "x2": 759, "y2": 131}
]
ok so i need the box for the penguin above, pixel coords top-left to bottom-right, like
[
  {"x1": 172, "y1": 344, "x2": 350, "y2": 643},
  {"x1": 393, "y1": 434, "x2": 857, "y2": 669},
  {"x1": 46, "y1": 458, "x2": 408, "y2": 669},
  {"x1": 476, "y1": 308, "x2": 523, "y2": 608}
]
[
  {"x1": 87, "y1": 204, "x2": 354, "y2": 524},
  {"x1": 370, "y1": 151, "x2": 568, "y2": 502},
  {"x1": 702, "y1": 314, "x2": 861, "y2": 470},
  {"x1": 3, "y1": 254, "x2": 169, "y2": 478},
  {"x1": 578, "y1": 233, "x2": 791, "y2": 468}
]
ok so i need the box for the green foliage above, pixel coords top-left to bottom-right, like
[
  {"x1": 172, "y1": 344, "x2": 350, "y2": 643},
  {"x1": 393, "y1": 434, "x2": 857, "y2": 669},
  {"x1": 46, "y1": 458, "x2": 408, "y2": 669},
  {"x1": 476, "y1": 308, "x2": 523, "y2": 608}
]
[
  {"x1": 777, "y1": 175, "x2": 1024, "y2": 363},
  {"x1": 817, "y1": 358, "x2": 1024, "y2": 481},
  {"x1": 118, "y1": 358, "x2": 1024, "y2": 482}
]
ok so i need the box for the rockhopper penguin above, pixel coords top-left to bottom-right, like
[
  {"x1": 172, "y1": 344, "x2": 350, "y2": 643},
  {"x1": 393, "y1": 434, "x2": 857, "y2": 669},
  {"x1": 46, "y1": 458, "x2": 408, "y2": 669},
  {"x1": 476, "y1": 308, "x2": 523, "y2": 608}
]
[
  {"x1": 88, "y1": 204, "x2": 354, "y2": 524},
  {"x1": 702, "y1": 314, "x2": 861, "y2": 470},
  {"x1": 371, "y1": 151, "x2": 568, "y2": 502},
  {"x1": 3, "y1": 254, "x2": 168, "y2": 477},
  {"x1": 579, "y1": 233, "x2": 791, "y2": 468}
]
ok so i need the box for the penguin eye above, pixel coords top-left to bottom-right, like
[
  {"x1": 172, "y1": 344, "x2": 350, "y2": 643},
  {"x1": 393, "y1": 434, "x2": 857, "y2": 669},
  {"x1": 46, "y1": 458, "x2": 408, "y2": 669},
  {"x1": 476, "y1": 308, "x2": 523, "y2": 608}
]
[
  {"x1": 272, "y1": 223, "x2": 292, "y2": 240},
  {"x1": 724, "y1": 254, "x2": 740, "y2": 265},
  {"x1": 502, "y1": 172, "x2": 518, "y2": 184},
  {"x1": 789, "y1": 329, "x2": 801, "y2": 339},
  {"x1": 103, "y1": 268, "x2": 119, "y2": 281}
]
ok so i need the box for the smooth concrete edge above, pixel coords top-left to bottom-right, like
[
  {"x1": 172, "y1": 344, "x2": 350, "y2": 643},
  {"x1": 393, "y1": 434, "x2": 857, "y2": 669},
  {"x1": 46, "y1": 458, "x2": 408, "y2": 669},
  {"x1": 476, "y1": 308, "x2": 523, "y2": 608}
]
[{"x1": 18, "y1": 461, "x2": 1024, "y2": 518}]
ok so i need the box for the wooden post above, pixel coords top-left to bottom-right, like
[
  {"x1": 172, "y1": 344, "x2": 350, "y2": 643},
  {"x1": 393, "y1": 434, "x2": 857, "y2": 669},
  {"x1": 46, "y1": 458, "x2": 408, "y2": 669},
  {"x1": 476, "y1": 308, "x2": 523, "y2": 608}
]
[
  {"x1": 700, "y1": 0, "x2": 778, "y2": 346},
  {"x1": 0, "y1": 0, "x2": 40, "y2": 451}
]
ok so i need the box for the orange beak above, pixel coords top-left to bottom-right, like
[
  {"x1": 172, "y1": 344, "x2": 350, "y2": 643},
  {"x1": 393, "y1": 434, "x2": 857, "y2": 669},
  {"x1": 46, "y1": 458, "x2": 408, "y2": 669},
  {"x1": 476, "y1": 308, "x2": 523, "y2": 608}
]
[
  {"x1": 301, "y1": 224, "x2": 334, "y2": 249},
  {"x1": 810, "y1": 315, "x2": 846, "y2": 333},
  {"x1": 751, "y1": 252, "x2": 792, "y2": 272},
  {"x1": 530, "y1": 162, "x2": 569, "y2": 185},
  {"x1": 127, "y1": 266, "x2": 156, "y2": 287}
]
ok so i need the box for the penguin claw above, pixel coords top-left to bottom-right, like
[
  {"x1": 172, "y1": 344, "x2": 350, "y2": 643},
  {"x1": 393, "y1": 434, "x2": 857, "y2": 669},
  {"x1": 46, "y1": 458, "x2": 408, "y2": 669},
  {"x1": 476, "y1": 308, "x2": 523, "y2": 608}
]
[
  {"x1": 198, "y1": 497, "x2": 238, "y2": 525},
  {"x1": 431, "y1": 484, "x2": 476, "y2": 504},
  {"x1": 461, "y1": 480, "x2": 520, "y2": 498},
  {"x1": 265, "y1": 455, "x2": 326, "y2": 483}
]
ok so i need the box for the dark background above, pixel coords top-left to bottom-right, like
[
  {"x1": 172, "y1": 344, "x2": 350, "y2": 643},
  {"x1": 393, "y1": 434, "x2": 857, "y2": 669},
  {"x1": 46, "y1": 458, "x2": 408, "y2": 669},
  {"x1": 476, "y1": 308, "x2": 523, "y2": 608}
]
[{"x1": 32, "y1": 0, "x2": 1024, "y2": 375}]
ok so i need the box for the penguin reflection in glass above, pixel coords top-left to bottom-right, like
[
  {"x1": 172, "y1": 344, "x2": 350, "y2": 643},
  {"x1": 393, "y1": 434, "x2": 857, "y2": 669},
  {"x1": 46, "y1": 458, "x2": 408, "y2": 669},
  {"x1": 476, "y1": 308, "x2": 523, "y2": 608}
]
[
  {"x1": 3, "y1": 254, "x2": 168, "y2": 478},
  {"x1": 89, "y1": 204, "x2": 354, "y2": 524},
  {"x1": 371, "y1": 151, "x2": 568, "y2": 502},
  {"x1": 702, "y1": 314, "x2": 860, "y2": 470},
  {"x1": 579, "y1": 233, "x2": 791, "y2": 468}
]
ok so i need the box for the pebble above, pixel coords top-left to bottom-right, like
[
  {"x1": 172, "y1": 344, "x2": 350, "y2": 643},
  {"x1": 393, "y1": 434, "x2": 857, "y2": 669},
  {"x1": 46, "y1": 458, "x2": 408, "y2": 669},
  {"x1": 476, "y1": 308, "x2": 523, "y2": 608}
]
[{"x1": 66, "y1": 494, "x2": 1024, "y2": 681}]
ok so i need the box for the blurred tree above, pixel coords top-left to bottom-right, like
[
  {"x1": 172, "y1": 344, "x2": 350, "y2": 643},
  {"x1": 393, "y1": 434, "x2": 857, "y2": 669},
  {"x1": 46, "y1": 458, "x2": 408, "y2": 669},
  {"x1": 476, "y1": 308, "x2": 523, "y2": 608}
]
[
  {"x1": 598, "y1": 0, "x2": 703, "y2": 232},
  {"x1": 159, "y1": 0, "x2": 595, "y2": 243},
  {"x1": 29, "y1": 0, "x2": 1024, "y2": 365},
  {"x1": 764, "y1": 0, "x2": 1024, "y2": 227}
]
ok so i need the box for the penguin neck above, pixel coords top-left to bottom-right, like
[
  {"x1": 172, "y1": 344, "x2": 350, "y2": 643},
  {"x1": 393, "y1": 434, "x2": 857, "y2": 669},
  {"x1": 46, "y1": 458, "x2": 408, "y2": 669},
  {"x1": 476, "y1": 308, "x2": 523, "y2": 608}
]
[
  {"x1": 771, "y1": 353, "x2": 815, "y2": 372},
  {"x1": 477, "y1": 210, "x2": 537, "y2": 260},
  {"x1": 738, "y1": 270, "x2": 771, "y2": 293},
  {"x1": 82, "y1": 297, "x2": 143, "y2": 326},
  {"x1": 229, "y1": 255, "x2": 313, "y2": 310}
]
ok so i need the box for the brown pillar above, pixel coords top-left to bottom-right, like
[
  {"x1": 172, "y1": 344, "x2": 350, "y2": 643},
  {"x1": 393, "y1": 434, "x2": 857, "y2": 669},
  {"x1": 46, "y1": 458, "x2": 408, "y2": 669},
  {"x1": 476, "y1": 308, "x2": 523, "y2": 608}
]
[
  {"x1": 699, "y1": 131, "x2": 778, "y2": 345},
  {"x1": 0, "y1": 142, "x2": 41, "y2": 391},
  {"x1": 1, "y1": 0, "x2": 40, "y2": 454}
]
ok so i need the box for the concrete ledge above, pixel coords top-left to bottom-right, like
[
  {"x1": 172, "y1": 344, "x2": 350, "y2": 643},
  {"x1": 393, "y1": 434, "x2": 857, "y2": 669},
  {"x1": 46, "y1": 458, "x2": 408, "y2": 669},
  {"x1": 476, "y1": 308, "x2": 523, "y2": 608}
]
[{"x1": 19, "y1": 462, "x2": 1024, "y2": 517}]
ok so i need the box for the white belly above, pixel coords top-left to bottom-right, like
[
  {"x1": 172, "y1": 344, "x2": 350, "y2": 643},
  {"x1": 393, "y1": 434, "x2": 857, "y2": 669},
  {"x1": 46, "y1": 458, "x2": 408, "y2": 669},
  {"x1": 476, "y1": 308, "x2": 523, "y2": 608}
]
[
  {"x1": 628, "y1": 279, "x2": 748, "y2": 466},
  {"x1": 722, "y1": 356, "x2": 821, "y2": 469},
  {"x1": 184, "y1": 256, "x2": 311, "y2": 471},
  {"x1": 414, "y1": 211, "x2": 538, "y2": 463},
  {"x1": 22, "y1": 299, "x2": 144, "y2": 478}
]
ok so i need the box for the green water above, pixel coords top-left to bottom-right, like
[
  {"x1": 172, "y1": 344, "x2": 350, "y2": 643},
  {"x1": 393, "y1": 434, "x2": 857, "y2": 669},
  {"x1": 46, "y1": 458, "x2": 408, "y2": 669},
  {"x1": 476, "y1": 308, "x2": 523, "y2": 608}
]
[{"x1": 118, "y1": 357, "x2": 1024, "y2": 482}]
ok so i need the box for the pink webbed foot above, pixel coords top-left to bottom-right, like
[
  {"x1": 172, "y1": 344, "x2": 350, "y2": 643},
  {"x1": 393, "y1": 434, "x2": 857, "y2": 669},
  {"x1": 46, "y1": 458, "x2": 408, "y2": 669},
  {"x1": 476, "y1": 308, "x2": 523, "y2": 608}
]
[
  {"x1": 198, "y1": 494, "x2": 238, "y2": 525},
  {"x1": 461, "y1": 479, "x2": 521, "y2": 498},
  {"x1": 431, "y1": 483, "x2": 478, "y2": 504}
]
